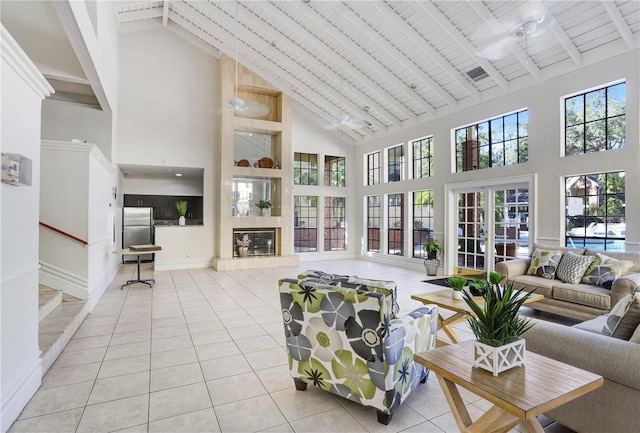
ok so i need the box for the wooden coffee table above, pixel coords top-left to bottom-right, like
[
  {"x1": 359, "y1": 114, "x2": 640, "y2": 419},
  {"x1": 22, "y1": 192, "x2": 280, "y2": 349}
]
[
  {"x1": 412, "y1": 289, "x2": 543, "y2": 346},
  {"x1": 414, "y1": 341, "x2": 603, "y2": 433}
]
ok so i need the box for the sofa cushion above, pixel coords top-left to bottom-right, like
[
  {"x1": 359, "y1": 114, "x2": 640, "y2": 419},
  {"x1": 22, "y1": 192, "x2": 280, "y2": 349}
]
[
  {"x1": 552, "y1": 282, "x2": 611, "y2": 310},
  {"x1": 573, "y1": 314, "x2": 608, "y2": 334},
  {"x1": 556, "y1": 252, "x2": 594, "y2": 284},
  {"x1": 582, "y1": 252, "x2": 634, "y2": 289},
  {"x1": 510, "y1": 275, "x2": 554, "y2": 298},
  {"x1": 527, "y1": 249, "x2": 563, "y2": 279}
]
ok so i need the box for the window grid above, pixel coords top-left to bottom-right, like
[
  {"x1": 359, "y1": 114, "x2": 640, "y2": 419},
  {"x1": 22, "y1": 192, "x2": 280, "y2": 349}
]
[
  {"x1": 388, "y1": 193, "x2": 404, "y2": 255},
  {"x1": 387, "y1": 145, "x2": 404, "y2": 182},
  {"x1": 366, "y1": 152, "x2": 380, "y2": 185},
  {"x1": 413, "y1": 190, "x2": 434, "y2": 258},
  {"x1": 412, "y1": 137, "x2": 433, "y2": 179},
  {"x1": 455, "y1": 110, "x2": 528, "y2": 173},
  {"x1": 294, "y1": 153, "x2": 318, "y2": 185},
  {"x1": 565, "y1": 171, "x2": 625, "y2": 251},
  {"x1": 294, "y1": 195, "x2": 318, "y2": 252},
  {"x1": 324, "y1": 156, "x2": 346, "y2": 187},
  {"x1": 324, "y1": 197, "x2": 346, "y2": 251},
  {"x1": 565, "y1": 82, "x2": 626, "y2": 155},
  {"x1": 367, "y1": 196, "x2": 381, "y2": 252}
]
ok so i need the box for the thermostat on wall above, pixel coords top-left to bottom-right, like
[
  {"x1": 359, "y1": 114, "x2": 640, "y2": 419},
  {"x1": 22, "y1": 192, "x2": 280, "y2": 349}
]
[{"x1": 2, "y1": 153, "x2": 32, "y2": 186}]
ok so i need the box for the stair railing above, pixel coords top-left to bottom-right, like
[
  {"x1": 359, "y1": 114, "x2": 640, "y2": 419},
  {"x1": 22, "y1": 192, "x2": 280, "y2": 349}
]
[{"x1": 39, "y1": 221, "x2": 88, "y2": 246}]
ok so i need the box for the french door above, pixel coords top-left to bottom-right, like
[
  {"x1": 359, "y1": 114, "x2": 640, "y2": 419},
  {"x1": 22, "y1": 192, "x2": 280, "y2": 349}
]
[{"x1": 453, "y1": 181, "x2": 531, "y2": 275}]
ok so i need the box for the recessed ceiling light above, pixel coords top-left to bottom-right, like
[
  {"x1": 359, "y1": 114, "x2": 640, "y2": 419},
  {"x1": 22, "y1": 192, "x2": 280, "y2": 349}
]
[
  {"x1": 409, "y1": 84, "x2": 417, "y2": 90},
  {"x1": 176, "y1": 173, "x2": 183, "y2": 177}
]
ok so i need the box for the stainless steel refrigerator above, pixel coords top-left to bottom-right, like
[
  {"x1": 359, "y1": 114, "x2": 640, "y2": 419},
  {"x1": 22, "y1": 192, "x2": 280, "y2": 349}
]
[{"x1": 123, "y1": 207, "x2": 154, "y2": 263}]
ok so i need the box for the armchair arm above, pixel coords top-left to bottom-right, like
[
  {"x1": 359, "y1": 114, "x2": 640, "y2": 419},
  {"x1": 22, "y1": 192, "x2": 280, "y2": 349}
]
[
  {"x1": 495, "y1": 258, "x2": 531, "y2": 280},
  {"x1": 611, "y1": 272, "x2": 640, "y2": 306},
  {"x1": 387, "y1": 305, "x2": 438, "y2": 353}
]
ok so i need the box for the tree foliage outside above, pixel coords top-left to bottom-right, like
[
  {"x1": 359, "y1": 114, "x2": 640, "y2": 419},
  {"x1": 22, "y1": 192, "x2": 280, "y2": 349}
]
[
  {"x1": 294, "y1": 153, "x2": 318, "y2": 185},
  {"x1": 412, "y1": 136, "x2": 433, "y2": 178},
  {"x1": 565, "y1": 82, "x2": 625, "y2": 155},
  {"x1": 455, "y1": 110, "x2": 528, "y2": 173}
]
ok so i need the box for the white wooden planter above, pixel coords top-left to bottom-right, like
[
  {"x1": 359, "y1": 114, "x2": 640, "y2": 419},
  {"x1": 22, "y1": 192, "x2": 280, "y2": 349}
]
[{"x1": 473, "y1": 338, "x2": 526, "y2": 376}]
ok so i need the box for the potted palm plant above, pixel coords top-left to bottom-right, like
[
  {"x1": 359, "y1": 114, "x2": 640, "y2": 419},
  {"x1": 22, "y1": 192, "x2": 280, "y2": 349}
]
[
  {"x1": 175, "y1": 201, "x2": 188, "y2": 226},
  {"x1": 461, "y1": 272, "x2": 535, "y2": 376},
  {"x1": 255, "y1": 199, "x2": 272, "y2": 216},
  {"x1": 446, "y1": 276, "x2": 467, "y2": 300},
  {"x1": 423, "y1": 238, "x2": 443, "y2": 276}
]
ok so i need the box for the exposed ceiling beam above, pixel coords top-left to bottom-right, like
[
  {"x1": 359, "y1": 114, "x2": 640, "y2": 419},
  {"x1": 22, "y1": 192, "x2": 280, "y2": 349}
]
[
  {"x1": 416, "y1": 1, "x2": 509, "y2": 93},
  {"x1": 467, "y1": 1, "x2": 541, "y2": 82},
  {"x1": 175, "y1": 2, "x2": 370, "y2": 138},
  {"x1": 51, "y1": 0, "x2": 111, "y2": 112},
  {"x1": 531, "y1": 2, "x2": 581, "y2": 67},
  {"x1": 330, "y1": 1, "x2": 459, "y2": 110},
  {"x1": 367, "y1": 1, "x2": 480, "y2": 102},
  {"x1": 601, "y1": 1, "x2": 635, "y2": 49},
  {"x1": 162, "y1": 0, "x2": 169, "y2": 27},
  {"x1": 291, "y1": 1, "x2": 430, "y2": 120},
  {"x1": 166, "y1": 18, "x2": 220, "y2": 58},
  {"x1": 228, "y1": 2, "x2": 389, "y2": 132},
  {"x1": 252, "y1": 1, "x2": 402, "y2": 130}
]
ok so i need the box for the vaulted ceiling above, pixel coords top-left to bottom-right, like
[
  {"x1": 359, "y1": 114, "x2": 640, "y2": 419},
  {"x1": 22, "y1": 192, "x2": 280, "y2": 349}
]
[
  {"x1": 115, "y1": 1, "x2": 639, "y2": 143},
  {"x1": 3, "y1": 1, "x2": 639, "y2": 144}
]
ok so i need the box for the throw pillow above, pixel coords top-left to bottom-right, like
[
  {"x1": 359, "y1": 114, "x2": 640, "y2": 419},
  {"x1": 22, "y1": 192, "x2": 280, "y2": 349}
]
[
  {"x1": 581, "y1": 253, "x2": 634, "y2": 289},
  {"x1": 602, "y1": 287, "x2": 640, "y2": 338},
  {"x1": 629, "y1": 323, "x2": 640, "y2": 344},
  {"x1": 555, "y1": 252, "x2": 595, "y2": 284},
  {"x1": 527, "y1": 249, "x2": 563, "y2": 279}
]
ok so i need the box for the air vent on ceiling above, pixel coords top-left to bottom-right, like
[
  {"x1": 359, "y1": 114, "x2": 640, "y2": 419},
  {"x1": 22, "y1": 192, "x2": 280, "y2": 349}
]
[{"x1": 466, "y1": 66, "x2": 489, "y2": 82}]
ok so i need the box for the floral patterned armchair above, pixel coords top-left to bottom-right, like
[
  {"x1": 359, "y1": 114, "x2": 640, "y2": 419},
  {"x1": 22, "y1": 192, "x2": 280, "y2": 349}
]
[{"x1": 279, "y1": 274, "x2": 438, "y2": 424}]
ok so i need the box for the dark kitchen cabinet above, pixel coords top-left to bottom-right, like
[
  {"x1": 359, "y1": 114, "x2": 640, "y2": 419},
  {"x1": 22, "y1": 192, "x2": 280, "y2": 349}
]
[{"x1": 123, "y1": 194, "x2": 204, "y2": 222}]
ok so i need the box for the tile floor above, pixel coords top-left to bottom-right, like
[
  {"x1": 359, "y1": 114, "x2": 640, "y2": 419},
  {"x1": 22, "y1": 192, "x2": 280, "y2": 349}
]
[{"x1": 10, "y1": 260, "x2": 575, "y2": 433}]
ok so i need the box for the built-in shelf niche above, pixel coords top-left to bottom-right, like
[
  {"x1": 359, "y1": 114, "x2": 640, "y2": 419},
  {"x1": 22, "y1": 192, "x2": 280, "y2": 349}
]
[
  {"x1": 232, "y1": 177, "x2": 281, "y2": 217},
  {"x1": 234, "y1": 131, "x2": 281, "y2": 169}
]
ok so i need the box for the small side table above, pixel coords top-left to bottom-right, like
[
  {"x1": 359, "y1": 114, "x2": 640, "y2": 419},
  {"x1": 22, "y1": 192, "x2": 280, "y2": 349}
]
[
  {"x1": 113, "y1": 246, "x2": 161, "y2": 289},
  {"x1": 414, "y1": 341, "x2": 603, "y2": 433}
]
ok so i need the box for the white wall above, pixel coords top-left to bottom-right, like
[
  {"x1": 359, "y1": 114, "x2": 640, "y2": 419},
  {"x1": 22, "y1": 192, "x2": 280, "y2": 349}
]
[
  {"x1": 117, "y1": 27, "x2": 217, "y2": 266},
  {"x1": 355, "y1": 50, "x2": 640, "y2": 271},
  {"x1": 1, "y1": 26, "x2": 53, "y2": 433},
  {"x1": 291, "y1": 111, "x2": 356, "y2": 261},
  {"x1": 123, "y1": 176, "x2": 203, "y2": 196}
]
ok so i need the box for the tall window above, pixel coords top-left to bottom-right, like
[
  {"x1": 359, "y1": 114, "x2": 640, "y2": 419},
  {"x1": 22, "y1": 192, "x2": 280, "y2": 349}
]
[
  {"x1": 294, "y1": 153, "x2": 318, "y2": 185},
  {"x1": 413, "y1": 190, "x2": 434, "y2": 258},
  {"x1": 324, "y1": 197, "x2": 346, "y2": 251},
  {"x1": 455, "y1": 110, "x2": 528, "y2": 172},
  {"x1": 388, "y1": 193, "x2": 404, "y2": 255},
  {"x1": 294, "y1": 196, "x2": 317, "y2": 252},
  {"x1": 565, "y1": 82, "x2": 626, "y2": 155},
  {"x1": 565, "y1": 171, "x2": 625, "y2": 251},
  {"x1": 387, "y1": 145, "x2": 404, "y2": 182},
  {"x1": 367, "y1": 196, "x2": 381, "y2": 252},
  {"x1": 366, "y1": 152, "x2": 380, "y2": 185},
  {"x1": 324, "y1": 156, "x2": 345, "y2": 187},
  {"x1": 412, "y1": 136, "x2": 433, "y2": 179}
]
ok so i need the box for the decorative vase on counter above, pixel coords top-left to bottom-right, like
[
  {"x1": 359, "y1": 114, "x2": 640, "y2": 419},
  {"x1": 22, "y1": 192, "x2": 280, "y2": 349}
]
[
  {"x1": 260, "y1": 208, "x2": 270, "y2": 217},
  {"x1": 179, "y1": 216, "x2": 186, "y2": 226},
  {"x1": 237, "y1": 246, "x2": 248, "y2": 258}
]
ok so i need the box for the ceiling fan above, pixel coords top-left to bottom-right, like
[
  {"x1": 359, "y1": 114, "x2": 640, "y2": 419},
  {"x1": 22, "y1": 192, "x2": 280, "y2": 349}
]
[
  {"x1": 476, "y1": 5, "x2": 556, "y2": 61},
  {"x1": 324, "y1": 78, "x2": 371, "y2": 131},
  {"x1": 226, "y1": 0, "x2": 269, "y2": 119}
]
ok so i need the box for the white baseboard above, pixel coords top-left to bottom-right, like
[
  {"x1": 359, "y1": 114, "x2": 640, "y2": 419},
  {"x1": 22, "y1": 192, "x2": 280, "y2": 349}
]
[
  {"x1": 87, "y1": 261, "x2": 120, "y2": 310},
  {"x1": 39, "y1": 261, "x2": 88, "y2": 300},
  {"x1": 1, "y1": 354, "x2": 41, "y2": 433},
  {"x1": 154, "y1": 258, "x2": 213, "y2": 271}
]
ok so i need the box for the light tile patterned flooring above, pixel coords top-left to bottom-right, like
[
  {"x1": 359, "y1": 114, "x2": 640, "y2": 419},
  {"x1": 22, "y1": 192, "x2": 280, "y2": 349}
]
[{"x1": 10, "y1": 260, "x2": 574, "y2": 433}]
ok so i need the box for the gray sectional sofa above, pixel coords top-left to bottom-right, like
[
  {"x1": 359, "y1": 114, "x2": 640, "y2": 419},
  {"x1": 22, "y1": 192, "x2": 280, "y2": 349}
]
[
  {"x1": 496, "y1": 243, "x2": 640, "y2": 321},
  {"x1": 524, "y1": 318, "x2": 640, "y2": 433}
]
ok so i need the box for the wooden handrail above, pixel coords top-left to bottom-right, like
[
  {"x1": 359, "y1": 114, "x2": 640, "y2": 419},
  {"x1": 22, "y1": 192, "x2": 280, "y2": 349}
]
[{"x1": 39, "y1": 221, "x2": 88, "y2": 245}]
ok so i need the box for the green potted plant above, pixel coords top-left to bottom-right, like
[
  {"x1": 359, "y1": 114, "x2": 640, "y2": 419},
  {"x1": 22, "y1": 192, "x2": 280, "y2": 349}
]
[
  {"x1": 423, "y1": 238, "x2": 443, "y2": 276},
  {"x1": 461, "y1": 272, "x2": 535, "y2": 376},
  {"x1": 446, "y1": 276, "x2": 467, "y2": 300},
  {"x1": 468, "y1": 279, "x2": 488, "y2": 296},
  {"x1": 175, "y1": 201, "x2": 188, "y2": 226},
  {"x1": 255, "y1": 199, "x2": 272, "y2": 216}
]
